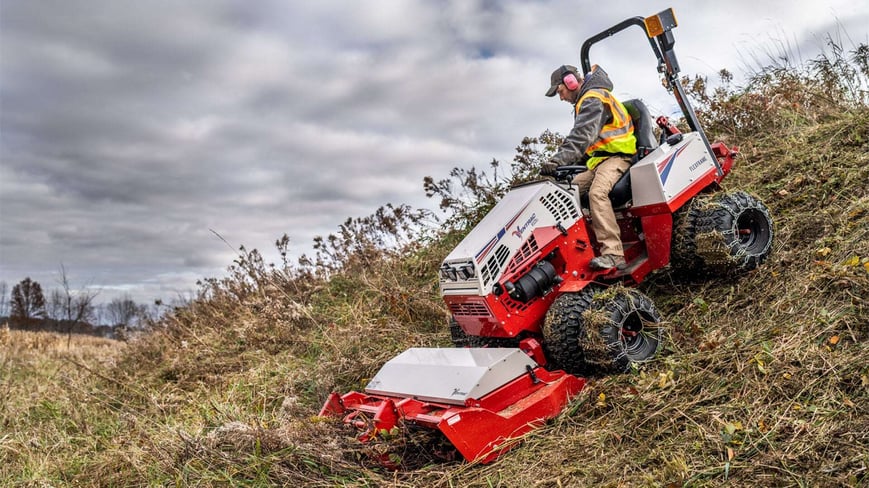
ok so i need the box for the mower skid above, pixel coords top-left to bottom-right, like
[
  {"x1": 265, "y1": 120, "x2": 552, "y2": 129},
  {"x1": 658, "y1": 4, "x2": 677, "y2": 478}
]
[
  {"x1": 319, "y1": 350, "x2": 585, "y2": 463},
  {"x1": 436, "y1": 368, "x2": 585, "y2": 463}
]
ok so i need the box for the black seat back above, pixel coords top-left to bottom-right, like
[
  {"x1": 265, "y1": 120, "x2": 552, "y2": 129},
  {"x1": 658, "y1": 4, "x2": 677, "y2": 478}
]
[{"x1": 623, "y1": 98, "x2": 658, "y2": 160}]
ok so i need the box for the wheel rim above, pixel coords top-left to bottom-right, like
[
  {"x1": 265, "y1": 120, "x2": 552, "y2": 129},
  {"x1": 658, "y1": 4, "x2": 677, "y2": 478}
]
[
  {"x1": 736, "y1": 208, "x2": 770, "y2": 254},
  {"x1": 617, "y1": 310, "x2": 659, "y2": 360}
]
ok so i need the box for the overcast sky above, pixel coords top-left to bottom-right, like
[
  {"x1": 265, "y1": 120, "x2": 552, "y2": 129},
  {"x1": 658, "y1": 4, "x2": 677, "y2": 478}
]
[{"x1": 1, "y1": 1, "x2": 867, "y2": 306}]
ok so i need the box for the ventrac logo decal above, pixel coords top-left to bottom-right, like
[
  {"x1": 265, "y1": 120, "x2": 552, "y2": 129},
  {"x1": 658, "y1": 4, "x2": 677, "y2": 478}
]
[
  {"x1": 511, "y1": 213, "x2": 539, "y2": 238},
  {"x1": 475, "y1": 205, "x2": 531, "y2": 263}
]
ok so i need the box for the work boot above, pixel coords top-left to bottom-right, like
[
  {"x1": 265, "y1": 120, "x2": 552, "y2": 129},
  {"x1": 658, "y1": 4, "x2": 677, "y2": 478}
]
[{"x1": 590, "y1": 254, "x2": 626, "y2": 271}]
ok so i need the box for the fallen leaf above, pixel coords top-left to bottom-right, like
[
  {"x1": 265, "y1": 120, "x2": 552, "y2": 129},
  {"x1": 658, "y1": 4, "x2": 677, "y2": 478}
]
[
  {"x1": 756, "y1": 358, "x2": 767, "y2": 374},
  {"x1": 658, "y1": 371, "x2": 673, "y2": 388},
  {"x1": 596, "y1": 392, "x2": 606, "y2": 406},
  {"x1": 829, "y1": 335, "x2": 840, "y2": 345}
]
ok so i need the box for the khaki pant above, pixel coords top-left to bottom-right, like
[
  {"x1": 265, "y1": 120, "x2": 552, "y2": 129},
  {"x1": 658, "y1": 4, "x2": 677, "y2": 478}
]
[{"x1": 572, "y1": 156, "x2": 631, "y2": 257}]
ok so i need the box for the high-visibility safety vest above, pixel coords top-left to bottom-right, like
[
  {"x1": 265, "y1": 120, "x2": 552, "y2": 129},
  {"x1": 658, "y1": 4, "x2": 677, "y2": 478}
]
[{"x1": 575, "y1": 89, "x2": 637, "y2": 170}]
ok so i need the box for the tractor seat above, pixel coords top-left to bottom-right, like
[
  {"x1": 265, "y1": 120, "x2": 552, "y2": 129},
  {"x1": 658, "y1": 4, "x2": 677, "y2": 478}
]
[{"x1": 580, "y1": 98, "x2": 658, "y2": 210}]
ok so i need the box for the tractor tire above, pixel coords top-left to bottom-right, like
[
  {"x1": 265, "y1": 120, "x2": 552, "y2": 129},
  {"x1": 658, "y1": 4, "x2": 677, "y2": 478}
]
[
  {"x1": 542, "y1": 286, "x2": 599, "y2": 374},
  {"x1": 449, "y1": 317, "x2": 473, "y2": 348},
  {"x1": 543, "y1": 286, "x2": 663, "y2": 375},
  {"x1": 670, "y1": 195, "x2": 709, "y2": 273},
  {"x1": 580, "y1": 288, "x2": 663, "y2": 375},
  {"x1": 693, "y1": 191, "x2": 774, "y2": 275},
  {"x1": 671, "y1": 191, "x2": 773, "y2": 276}
]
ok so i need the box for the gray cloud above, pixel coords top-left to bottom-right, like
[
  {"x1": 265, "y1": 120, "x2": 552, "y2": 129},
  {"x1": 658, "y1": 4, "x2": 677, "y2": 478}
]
[{"x1": 1, "y1": 0, "x2": 867, "y2": 305}]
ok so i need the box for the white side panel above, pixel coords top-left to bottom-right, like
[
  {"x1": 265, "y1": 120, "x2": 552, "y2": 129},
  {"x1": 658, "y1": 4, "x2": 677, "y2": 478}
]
[
  {"x1": 443, "y1": 183, "x2": 544, "y2": 264},
  {"x1": 364, "y1": 347, "x2": 538, "y2": 406},
  {"x1": 660, "y1": 134, "x2": 717, "y2": 201},
  {"x1": 631, "y1": 133, "x2": 715, "y2": 208},
  {"x1": 630, "y1": 150, "x2": 669, "y2": 207}
]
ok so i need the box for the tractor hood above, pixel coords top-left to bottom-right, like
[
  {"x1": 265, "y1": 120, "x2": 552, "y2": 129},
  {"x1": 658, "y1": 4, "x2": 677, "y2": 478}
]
[{"x1": 440, "y1": 180, "x2": 580, "y2": 295}]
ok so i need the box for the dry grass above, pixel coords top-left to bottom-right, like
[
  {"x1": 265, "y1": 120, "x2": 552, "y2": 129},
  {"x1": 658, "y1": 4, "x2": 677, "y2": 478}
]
[
  {"x1": 0, "y1": 329, "x2": 124, "y2": 486},
  {"x1": 1, "y1": 327, "x2": 118, "y2": 356}
]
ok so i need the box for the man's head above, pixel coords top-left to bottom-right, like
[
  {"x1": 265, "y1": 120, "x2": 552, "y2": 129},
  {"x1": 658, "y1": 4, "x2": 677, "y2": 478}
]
[{"x1": 546, "y1": 65, "x2": 581, "y2": 103}]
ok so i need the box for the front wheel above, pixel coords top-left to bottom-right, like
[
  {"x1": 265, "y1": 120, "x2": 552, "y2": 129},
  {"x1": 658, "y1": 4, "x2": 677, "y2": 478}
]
[
  {"x1": 449, "y1": 317, "x2": 472, "y2": 347},
  {"x1": 582, "y1": 288, "x2": 663, "y2": 375},
  {"x1": 542, "y1": 286, "x2": 599, "y2": 374},
  {"x1": 543, "y1": 287, "x2": 663, "y2": 375},
  {"x1": 469, "y1": 335, "x2": 520, "y2": 348}
]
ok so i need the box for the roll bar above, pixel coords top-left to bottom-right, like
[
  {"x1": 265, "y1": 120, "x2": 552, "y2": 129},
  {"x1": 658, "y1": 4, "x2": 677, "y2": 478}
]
[{"x1": 579, "y1": 8, "x2": 723, "y2": 176}]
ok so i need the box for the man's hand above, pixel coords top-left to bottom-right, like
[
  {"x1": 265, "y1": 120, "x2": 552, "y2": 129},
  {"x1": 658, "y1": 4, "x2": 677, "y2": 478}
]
[{"x1": 540, "y1": 161, "x2": 559, "y2": 176}]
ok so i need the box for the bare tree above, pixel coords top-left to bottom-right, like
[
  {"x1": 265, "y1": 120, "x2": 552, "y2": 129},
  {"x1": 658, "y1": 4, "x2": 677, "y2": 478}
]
[
  {"x1": 55, "y1": 265, "x2": 99, "y2": 347},
  {"x1": 10, "y1": 277, "x2": 46, "y2": 324},
  {"x1": 105, "y1": 294, "x2": 143, "y2": 327},
  {"x1": 92, "y1": 304, "x2": 106, "y2": 328},
  {"x1": 46, "y1": 288, "x2": 65, "y2": 322}
]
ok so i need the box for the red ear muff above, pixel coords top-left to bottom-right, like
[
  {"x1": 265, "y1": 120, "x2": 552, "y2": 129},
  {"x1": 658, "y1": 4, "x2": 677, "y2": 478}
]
[{"x1": 563, "y1": 73, "x2": 579, "y2": 90}]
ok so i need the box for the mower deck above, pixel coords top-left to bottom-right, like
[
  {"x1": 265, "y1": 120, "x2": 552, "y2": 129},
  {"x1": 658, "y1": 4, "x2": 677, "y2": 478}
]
[{"x1": 319, "y1": 347, "x2": 586, "y2": 464}]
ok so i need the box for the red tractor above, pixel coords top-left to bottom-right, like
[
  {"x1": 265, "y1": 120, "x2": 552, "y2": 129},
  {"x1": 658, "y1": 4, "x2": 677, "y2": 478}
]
[{"x1": 321, "y1": 8, "x2": 774, "y2": 465}]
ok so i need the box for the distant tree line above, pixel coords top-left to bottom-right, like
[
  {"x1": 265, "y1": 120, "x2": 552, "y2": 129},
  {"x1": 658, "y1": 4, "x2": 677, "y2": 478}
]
[{"x1": 0, "y1": 275, "x2": 160, "y2": 339}]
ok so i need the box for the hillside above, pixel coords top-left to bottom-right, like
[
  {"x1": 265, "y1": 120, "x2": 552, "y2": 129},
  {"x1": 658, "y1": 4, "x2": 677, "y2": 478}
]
[{"x1": 2, "y1": 47, "x2": 867, "y2": 487}]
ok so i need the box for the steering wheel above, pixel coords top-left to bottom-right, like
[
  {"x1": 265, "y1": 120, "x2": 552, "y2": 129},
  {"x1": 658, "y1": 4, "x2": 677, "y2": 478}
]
[{"x1": 551, "y1": 165, "x2": 588, "y2": 183}]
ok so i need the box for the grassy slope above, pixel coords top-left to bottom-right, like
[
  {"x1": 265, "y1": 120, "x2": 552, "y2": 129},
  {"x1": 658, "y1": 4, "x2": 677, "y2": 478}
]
[{"x1": 2, "y1": 103, "x2": 868, "y2": 486}]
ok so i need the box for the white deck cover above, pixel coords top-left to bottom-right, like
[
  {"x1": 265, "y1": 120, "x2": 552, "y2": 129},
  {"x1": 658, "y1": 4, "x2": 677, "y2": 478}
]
[{"x1": 364, "y1": 347, "x2": 538, "y2": 406}]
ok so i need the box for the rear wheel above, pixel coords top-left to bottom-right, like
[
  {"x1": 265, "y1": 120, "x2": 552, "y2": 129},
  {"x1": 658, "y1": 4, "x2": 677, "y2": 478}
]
[
  {"x1": 671, "y1": 191, "x2": 773, "y2": 276},
  {"x1": 671, "y1": 195, "x2": 708, "y2": 273},
  {"x1": 694, "y1": 191, "x2": 774, "y2": 274}
]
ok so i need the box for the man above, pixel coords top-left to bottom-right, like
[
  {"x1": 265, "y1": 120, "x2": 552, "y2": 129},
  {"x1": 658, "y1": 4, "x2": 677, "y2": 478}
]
[{"x1": 541, "y1": 65, "x2": 637, "y2": 271}]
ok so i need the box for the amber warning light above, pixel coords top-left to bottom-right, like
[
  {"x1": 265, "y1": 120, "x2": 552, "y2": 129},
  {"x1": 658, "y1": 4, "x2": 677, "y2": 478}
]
[{"x1": 644, "y1": 8, "x2": 678, "y2": 38}]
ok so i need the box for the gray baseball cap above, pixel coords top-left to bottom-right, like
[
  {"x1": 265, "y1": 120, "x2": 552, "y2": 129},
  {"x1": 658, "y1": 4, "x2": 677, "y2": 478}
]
[{"x1": 546, "y1": 65, "x2": 579, "y2": 97}]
